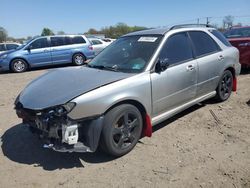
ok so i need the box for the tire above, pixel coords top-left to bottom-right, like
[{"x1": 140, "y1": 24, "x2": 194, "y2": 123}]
[
  {"x1": 215, "y1": 70, "x2": 233, "y2": 102},
  {"x1": 72, "y1": 53, "x2": 86, "y2": 66},
  {"x1": 100, "y1": 104, "x2": 143, "y2": 157},
  {"x1": 11, "y1": 59, "x2": 28, "y2": 73}
]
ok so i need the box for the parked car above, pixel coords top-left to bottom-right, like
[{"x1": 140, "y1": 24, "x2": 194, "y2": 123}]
[
  {"x1": 0, "y1": 35, "x2": 94, "y2": 73},
  {"x1": 224, "y1": 26, "x2": 250, "y2": 68},
  {"x1": 0, "y1": 42, "x2": 21, "y2": 55},
  {"x1": 15, "y1": 25, "x2": 241, "y2": 156},
  {"x1": 88, "y1": 38, "x2": 112, "y2": 55}
]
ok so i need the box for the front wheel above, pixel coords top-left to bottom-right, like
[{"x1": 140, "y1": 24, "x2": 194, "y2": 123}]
[
  {"x1": 72, "y1": 53, "x2": 86, "y2": 66},
  {"x1": 10, "y1": 59, "x2": 28, "y2": 73},
  {"x1": 215, "y1": 70, "x2": 233, "y2": 102},
  {"x1": 100, "y1": 104, "x2": 143, "y2": 157}
]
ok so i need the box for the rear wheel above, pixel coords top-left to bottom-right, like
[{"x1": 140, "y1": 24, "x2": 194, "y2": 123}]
[
  {"x1": 10, "y1": 59, "x2": 28, "y2": 73},
  {"x1": 72, "y1": 53, "x2": 86, "y2": 66},
  {"x1": 101, "y1": 104, "x2": 143, "y2": 157},
  {"x1": 215, "y1": 70, "x2": 233, "y2": 102}
]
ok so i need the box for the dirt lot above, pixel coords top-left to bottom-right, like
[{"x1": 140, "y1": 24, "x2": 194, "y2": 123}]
[{"x1": 0, "y1": 67, "x2": 250, "y2": 188}]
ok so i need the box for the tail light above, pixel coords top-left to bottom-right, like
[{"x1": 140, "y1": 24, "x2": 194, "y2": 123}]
[{"x1": 88, "y1": 45, "x2": 93, "y2": 50}]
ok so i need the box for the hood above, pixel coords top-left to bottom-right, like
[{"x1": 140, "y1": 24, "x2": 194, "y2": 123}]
[
  {"x1": 0, "y1": 49, "x2": 16, "y2": 57},
  {"x1": 19, "y1": 66, "x2": 133, "y2": 110}
]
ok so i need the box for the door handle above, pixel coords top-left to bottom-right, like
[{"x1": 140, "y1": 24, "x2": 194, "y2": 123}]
[
  {"x1": 186, "y1": 64, "x2": 195, "y2": 71},
  {"x1": 218, "y1": 55, "x2": 224, "y2": 61}
]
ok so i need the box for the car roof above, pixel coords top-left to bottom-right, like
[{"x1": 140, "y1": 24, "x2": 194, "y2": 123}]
[{"x1": 123, "y1": 25, "x2": 215, "y2": 37}]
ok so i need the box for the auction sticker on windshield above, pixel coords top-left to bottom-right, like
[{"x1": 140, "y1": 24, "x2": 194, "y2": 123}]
[{"x1": 138, "y1": 37, "x2": 158, "y2": 42}]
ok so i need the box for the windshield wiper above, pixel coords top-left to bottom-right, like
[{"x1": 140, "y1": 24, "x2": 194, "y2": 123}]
[{"x1": 87, "y1": 64, "x2": 119, "y2": 72}]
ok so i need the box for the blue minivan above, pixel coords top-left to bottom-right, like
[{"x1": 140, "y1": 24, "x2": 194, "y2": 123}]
[{"x1": 0, "y1": 35, "x2": 95, "y2": 73}]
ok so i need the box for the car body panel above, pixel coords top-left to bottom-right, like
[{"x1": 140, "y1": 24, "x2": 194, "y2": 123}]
[{"x1": 18, "y1": 66, "x2": 132, "y2": 110}]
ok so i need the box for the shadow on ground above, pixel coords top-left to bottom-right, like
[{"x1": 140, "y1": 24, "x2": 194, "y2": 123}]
[
  {"x1": 1, "y1": 103, "x2": 207, "y2": 171},
  {"x1": 1, "y1": 124, "x2": 115, "y2": 171}
]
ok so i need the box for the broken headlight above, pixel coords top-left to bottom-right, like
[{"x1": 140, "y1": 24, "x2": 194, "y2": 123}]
[{"x1": 53, "y1": 102, "x2": 76, "y2": 116}]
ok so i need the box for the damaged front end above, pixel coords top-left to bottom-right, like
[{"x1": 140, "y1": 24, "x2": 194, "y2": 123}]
[{"x1": 15, "y1": 101, "x2": 104, "y2": 153}]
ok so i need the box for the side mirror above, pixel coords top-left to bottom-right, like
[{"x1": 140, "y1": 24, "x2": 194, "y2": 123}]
[
  {"x1": 26, "y1": 45, "x2": 31, "y2": 51},
  {"x1": 155, "y1": 58, "x2": 169, "y2": 73}
]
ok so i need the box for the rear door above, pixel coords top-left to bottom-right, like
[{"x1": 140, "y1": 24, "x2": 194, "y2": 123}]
[
  {"x1": 188, "y1": 31, "x2": 222, "y2": 97},
  {"x1": 151, "y1": 32, "x2": 198, "y2": 117},
  {"x1": 26, "y1": 37, "x2": 52, "y2": 66},
  {"x1": 50, "y1": 36, "x2": 72, "y2": 64}
]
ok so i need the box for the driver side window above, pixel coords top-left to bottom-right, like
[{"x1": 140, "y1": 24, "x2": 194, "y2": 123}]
[
  {"x1": 159, "y1": 32, "x2": 193, "y2": 66},
  {"x1": 29, "y1": 38, "x2": 49, "y2": 49}
]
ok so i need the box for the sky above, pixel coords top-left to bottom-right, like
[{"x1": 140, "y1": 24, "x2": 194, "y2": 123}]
[{"x1": 1, "y1": 0, "x2": 250, "y2": 38}]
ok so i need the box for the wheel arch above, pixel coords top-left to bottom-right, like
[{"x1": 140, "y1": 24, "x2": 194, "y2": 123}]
[
  {"x1": 224, "y1": 66, "x2": 237, "y2": 91},
  {"x1": 9, "y1": 57, "x2": 30, "y2": 70},
  {"x1": 72, "y1": 52, "x2": 86, "y2": 62},
  {"x1": 104, "y1": 99, "x2": 152, "y2": 138}
]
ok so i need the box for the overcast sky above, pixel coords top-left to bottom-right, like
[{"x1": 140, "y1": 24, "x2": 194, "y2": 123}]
[{"x1": 1, "y1": 0, "x2": 250, "y2": 38}]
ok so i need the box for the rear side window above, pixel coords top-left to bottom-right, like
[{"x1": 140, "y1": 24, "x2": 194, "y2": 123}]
[
  {"x1": 6, "y1": 44, "x2": 19, "y2": 50},
  {"x1": 30, "y1": 38, "x2": 49, "y2": 49},
  {"x1": 189, "y1": 31, "x2": 220, "y2": 57},
  {"x1": 210, "y1": 30, "x2": 231, "y2": 47},
  {"x1": 0, "y1": 44, "x2": 6, "y2": 51},
  {"x1": 91, "y1": 39, "x2": 103, "y2": 45},
  {"x1": 72, "y1": 36, "x2": 86, "y2": 44},
  {"x1": 159, "y1": 32, "x2": 193, "y2": 65},
  {"x1": 51, "y1": 37, "x2": 65, "y2": 47},
  {"x1": 65, "y1": 37, "x2": 73, "y2": 45}
]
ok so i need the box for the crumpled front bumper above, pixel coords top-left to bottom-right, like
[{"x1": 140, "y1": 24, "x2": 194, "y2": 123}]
[{"x1": 16, "y1": 105, "x2": 104, "y2": 153}]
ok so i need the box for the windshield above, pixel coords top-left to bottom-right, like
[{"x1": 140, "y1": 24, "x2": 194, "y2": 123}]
[
  {"x1": 88, "y1": 35, "x2": 163, "y2": 73},
  {"x1": 224, "y1": 27, "x2": 250, "y2": 38}
]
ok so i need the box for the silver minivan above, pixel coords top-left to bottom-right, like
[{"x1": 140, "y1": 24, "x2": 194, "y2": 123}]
[{"x1": 15, "y1": 25, "x2": 241, "y2": 156}]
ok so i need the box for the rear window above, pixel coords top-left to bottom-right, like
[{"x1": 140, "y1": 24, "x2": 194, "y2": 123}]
[
  {"x1": 72, "y1": 36, "x2": 86, "y2": 44},
  {"x1": 210, "y1": 30, "x2": 231, "y2": 47},
  {"x1": 189, "y1": 31, "x2": 220, "y2": 57},
  {"x1": 224, "y1": 27, "x2": 250, "y2": 38}
]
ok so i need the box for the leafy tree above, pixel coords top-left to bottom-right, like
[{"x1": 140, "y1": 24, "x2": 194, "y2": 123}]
[
  {"x1": 223, "y1": 15, "x2": 234, "y2": 29},
  {"x1": 0, "y1": 26, "x2": 8, "y2": 42},
  {"x1": 41, "y1": 28, "x2": 54, "y2": 36}
]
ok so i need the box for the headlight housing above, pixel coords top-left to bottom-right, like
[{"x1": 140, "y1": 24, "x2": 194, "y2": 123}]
[{"x1": 53, "y1": 102, "x2": 76, "y2": 116}]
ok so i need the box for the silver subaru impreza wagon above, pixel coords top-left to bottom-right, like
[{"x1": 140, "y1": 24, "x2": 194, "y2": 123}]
[{"x1": 15, "y1": 25, "x2": 241, "y2": 156}]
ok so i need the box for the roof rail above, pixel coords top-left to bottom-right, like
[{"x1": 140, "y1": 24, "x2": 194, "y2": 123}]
[{"x1": 169, "y1": 24, "x2": 213, "y2": 30}]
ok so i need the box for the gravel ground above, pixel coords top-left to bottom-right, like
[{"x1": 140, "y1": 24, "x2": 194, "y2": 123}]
[{"x1": 0, "y1": 67, "x2": 250, "y2": 188}]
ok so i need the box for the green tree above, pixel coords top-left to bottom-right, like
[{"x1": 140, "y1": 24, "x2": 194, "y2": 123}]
[
  {"x1": 41, "y1": 28, "x2": 54, "y2": 36},
  {"x1": 0, "y1": 26, "x2": 8, "y2": 42}
]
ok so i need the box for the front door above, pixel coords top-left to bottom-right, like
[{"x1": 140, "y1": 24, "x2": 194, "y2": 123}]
[
  {"x1": 151, "y1": 32, "x2": 198, "y2": 117},
  {"x1": 26, "y1": 37, "x2": 52, "y2": 66}
]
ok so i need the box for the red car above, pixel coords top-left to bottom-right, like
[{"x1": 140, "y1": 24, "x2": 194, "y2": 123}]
[{"x1": 224, "y1": 26, "x2": 250, "y2": 68}]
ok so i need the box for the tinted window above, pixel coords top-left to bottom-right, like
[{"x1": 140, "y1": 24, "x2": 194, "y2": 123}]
[
  {"x1": 189, "y1": 31, "x2": 220, "y2": 57},
  {"x1": 30, "y1": 38, "x2": 48, "y2": 49},
  {"x1": 0, "y1": 44, "x2": 6, "y2": 51},
  {"x1": 224, "y1": 27, "x2": 250, "y2": 38},
  {"x1": 210, "y1": 30, "x2": 231, "y2": 47},
  {"x1": 6, "y1": 44, "x2": 19, "y2": 50},
  {"x1": 72, "y1": 36, "x2": 86, "y2": 44},
  {"x1": 159, "y1": 32, "x2": 193, "y2": 65},
  {"x1": 91, "y1": 39, "x2": 102, "y2": 45},
  {"x1": 51, "y1": 37, "x2": 65, "y2": 47},
  {"x1": 65, "y1": 37, "x2": 73, "y2": 45}
]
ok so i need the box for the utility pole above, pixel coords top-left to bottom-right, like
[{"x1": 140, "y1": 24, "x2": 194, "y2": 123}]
[
  {"x1": 206, "y1": 17, "x2": 211, "y2": 25},
  {"x1": 197, "y1": 18, "x2": 200, "y2": 24}
]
